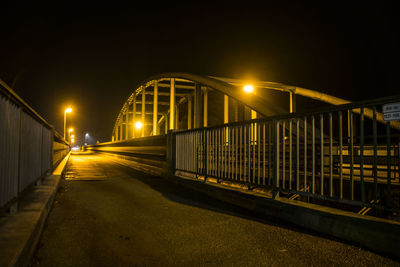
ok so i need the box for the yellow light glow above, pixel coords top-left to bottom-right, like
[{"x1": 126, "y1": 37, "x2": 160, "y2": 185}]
[
  {"x1": 65, "y1": 107, "x2": 72, "y2": 113},
  {"x1": 243, "y1": 84, "x2": 254, "y2": 93},
  {"x1": 71, "y1": 134, "x2": 75, "y2": 138},
  {"x1": 135, "y1": 121, "x2": 143, "y2": 130},
  {"x1": 69, "y1": 128, "x2": 74, "y2": 132}
]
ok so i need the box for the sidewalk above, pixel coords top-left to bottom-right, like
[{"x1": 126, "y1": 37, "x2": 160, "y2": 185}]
[{"x1": 0, "y1": 153, "x2": 70, "y2": 267}]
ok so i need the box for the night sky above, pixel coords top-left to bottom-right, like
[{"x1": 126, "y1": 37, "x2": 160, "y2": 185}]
[{"x1": 1, "y1": 2, "x2": 397, "y2": 144}]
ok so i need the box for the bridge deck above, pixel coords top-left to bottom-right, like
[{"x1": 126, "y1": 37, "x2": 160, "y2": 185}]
[{"x1": 31, "y1": 152, "x2": 397, "y2": 266}]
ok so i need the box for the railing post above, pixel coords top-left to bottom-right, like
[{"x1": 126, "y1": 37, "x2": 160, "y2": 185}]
[
  {"x1": 203, "y1": 128, "x2": 208, "y2": 182},
  {"x1": 273, "y1": 119, "x2": 279, "y2": 199}
]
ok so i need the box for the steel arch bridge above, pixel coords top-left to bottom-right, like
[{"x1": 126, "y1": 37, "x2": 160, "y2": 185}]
[{"x1": 111, "y1": 72, "x2": 357, "y2": 142}]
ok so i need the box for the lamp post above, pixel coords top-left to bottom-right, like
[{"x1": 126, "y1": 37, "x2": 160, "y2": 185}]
[
  {"x1": 85, "y1": 133, "x2": 89, "y2": 146},
  {"x1": 64, "y1": 107, "x2": 72, "y2": 139}
]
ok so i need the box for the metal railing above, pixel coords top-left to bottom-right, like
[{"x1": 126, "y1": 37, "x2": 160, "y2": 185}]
[
  {"x1": 175, "y1": 95, "x2": 400, "y2": 212},
  {"x1": 0, "y1": 79, "x2": 69, "y2": 212}
]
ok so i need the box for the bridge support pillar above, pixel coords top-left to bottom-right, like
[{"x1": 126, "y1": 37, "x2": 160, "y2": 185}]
[
  {"x1": 132, "y1": 96, "x2": 136, "y2": 138},
  {"x1": 153, "y1": 81, "x2": 158, "y2": 135},
  {"x1": 290, "y1": 91, "x2": 296, "y2": 113},
  {"x1": 194, "y1": 83, "x2": 202, "y2": 128},
  {"x1": 224, "y1": 95, "x2": 229, "y2": 124},
  {"x1": 170, "y1": 78, "x2": 176, "y2": 130},
  {"x1": 187, "y1": 96, "x2": 192, "y2": 129},
  {"x1": 142, "y1": 88, "x2": 146, "y2": 137}
]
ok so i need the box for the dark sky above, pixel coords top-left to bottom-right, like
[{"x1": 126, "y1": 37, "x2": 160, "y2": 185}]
[{"x1": 1, "y1": 2, "x2": 397, "y2": 143}]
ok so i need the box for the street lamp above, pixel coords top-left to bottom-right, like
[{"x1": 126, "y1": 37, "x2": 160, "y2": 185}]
[
  {"x1": 85, "y1": 133, "x2": 89, "y2": 145},
  {"x1": 135, "y1": 121, "x2": 143, "y2": 130},
  {"x1": 68, "y1": 128, "x2": 73, "y2": 143},
  {"x1": 243, "y1": 84, "x2": 254, "y2": 93},
  {"x1": 64, "y1": 107, "x2": 72, "y2": 139}
]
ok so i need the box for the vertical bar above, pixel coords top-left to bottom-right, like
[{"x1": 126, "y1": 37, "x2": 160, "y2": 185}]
[
  {"x1": 349, "y1": 110, "x2": 354, "y2": 200},
  {"x1": 141, "y1": 89, "x2": 146, "y2": 137},
  {"x1": 339, "y1": 111, "x2": 343, "y2": 199},
  {"x1": 268, "y1": 122, "x2": 272, "y2": 185},
  {"x1": 194, "y1": 83, "x2": 202, "y2": 128},
  {"x1": 296, "y1": 119, "x2": 300, "y2": 191},
  {"x1": 289, "y1": 119, "x2": 292, "y2": 190},
  {"x1": 187, "y1": 96, "x2": 192, "y2": 130},
  {"x1": 263, "y1": 122, "x2": 266, "y2": 185},
  {"x1": 282, "y1": 121, "x2": 286, "y2": 189},
  {"x1": 304, "y1": 117, "x2": 307, "y2": 191},
  {"x1": 290, "y1": 91, "x2": 296, "y2": 113},
  {"x1": 253, "y1": 123, "x2": 256, "y2": 184},
  {"x1": 373, "y1": 107, "x2": 378, "y2": 203},
  {"x1": 387, "y1": 121, "x2": 392, "y2": 206},
  {"x1": 224, "y1": 95, "x2": 229, "y2": 124},
  {"x1": 320, "y1": 114, "x2": 324, "y2": 196},
  {"x1": 312, "y1": 116, "x2": 315, "y2": 194},
  {"x1": 203, "y1": 88, "x2": 208, "y2": 127},
  {"x1": 248, "y1": 124, "x2": 251, "y2": 183},
  {"x1": 170, "y1": 78, "x2": 176, "y2": 130},
  {"x1": 329, "y1": 112, "x2": 333, "y2": 197},
  {"x1": 360, "y1": 108, "x2": 365, "y2": 203},
  {"x1": 273, "y1": 120, "x2": 280, "y2": 199},
  {"x1": 258, "y1": 123, "x2": 261, "y2": 184},
  {"x1": 240, "y1": 126, "x2": 243, "y2": 182},
  {"x1": 153, "y1": 81, "x2": 158, "y2": 135}
]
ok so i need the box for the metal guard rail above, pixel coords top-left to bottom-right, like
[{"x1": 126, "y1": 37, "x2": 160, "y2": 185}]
[
  {"x1": 174, "y1": 94, "x2": 400, "y2": 213},
  {"x1": 0, "y1": 79, "x2": 70, "y2": 212}
]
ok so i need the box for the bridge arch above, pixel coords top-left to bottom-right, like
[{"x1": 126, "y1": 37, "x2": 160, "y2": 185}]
[{"x1": 111, "y1": 72, "x2": 354, "y2": 142}]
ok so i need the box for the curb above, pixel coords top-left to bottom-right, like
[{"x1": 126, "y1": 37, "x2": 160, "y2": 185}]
[
  {"x1": 0, "y1": 152, "x2": 71, "y2": 267},
  {"x1": 163, "y1": 173, "x2": 400, "y2": 260}
]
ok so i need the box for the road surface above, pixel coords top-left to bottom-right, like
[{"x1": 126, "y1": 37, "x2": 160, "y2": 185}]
[{"x1": 31, "y1": 152, "x2": 399, "y2": 266}]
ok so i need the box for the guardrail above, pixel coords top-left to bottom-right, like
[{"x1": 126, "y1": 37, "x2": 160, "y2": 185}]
[
  {"x1": 85, "y1": 135, "x2": 167, "y2": 170},
  {"x1": 175, "y1": 95, "x2": 400, "y2": 213},
  {"x1": 0, "y1": 79, "x2": 70, "y2": 213}
]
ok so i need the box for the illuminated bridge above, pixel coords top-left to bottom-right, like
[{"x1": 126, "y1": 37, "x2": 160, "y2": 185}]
[{"x1": 1, "y1": 74, "x2": 400, "y2": 266}]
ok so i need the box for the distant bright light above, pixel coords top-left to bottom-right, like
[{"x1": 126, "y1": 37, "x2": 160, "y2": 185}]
[
  {"x1": 72, "y1": 146, "x2": 80, "y2": 151},
  {"x1": 85, "y1": 133, "x2": 89, "y2": 137},
  {"x1": 65, "y1": 107, "x2": 72, "y2": 113},
  {"x1": 69, "y1": 128, "x2": 74, "y2": 132},
  {"x1": 243, "y1": 84, "x2": 254, "y2": 93},
  {"x1": 71, "y1": 134, "x2": 75, "y2": 138},
  {"x1": 135, "y1": 121, "x2": 143, "y2": 130}
]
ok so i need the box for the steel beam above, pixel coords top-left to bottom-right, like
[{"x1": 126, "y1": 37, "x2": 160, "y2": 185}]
[
  {"x1": 153, "y1": 81, "x2": 158, "y2": 135},
  {"x1": 142, "y1": 88, "x2": 146, "y2": 137},
  {"x1": 169, "y1": 79, "x2": 176, "y2": 130}
]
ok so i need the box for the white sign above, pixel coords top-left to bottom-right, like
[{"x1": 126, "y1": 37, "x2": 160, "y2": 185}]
[{"x1": 383, "y1": 103, "x2": 400, "y2": 121}]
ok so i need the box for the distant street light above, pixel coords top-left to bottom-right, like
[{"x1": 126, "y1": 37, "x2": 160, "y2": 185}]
[
  {"x1": 243, "y1": 84, "x2": 254, "y2": 93},
  {"x1": 68, "y1": 128, "x2": 73, "y2": 143},
  {"x1": 64, "y1": 107, "x2": 72, "y2": 139},
  {"x1": 135, "y1": 121, "x2": 143, "y2": 130},
  {"x1": 85, "y1": 133, "x2": 89, "y2": 145}
]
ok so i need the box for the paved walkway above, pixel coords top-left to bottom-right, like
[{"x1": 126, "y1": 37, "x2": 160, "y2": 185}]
[{"x1": 31, "y1": 152, "x2": 399, "y2": 266}]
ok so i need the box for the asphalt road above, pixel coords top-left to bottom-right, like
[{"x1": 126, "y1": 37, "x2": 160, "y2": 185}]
[{"x1": 31, "y1": 152, "x2": 399, "y2": 266}]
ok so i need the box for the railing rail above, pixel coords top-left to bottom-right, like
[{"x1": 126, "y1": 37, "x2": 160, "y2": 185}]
[{"x1": 175, "y1": 94, "x2": 400, "y2": 212}]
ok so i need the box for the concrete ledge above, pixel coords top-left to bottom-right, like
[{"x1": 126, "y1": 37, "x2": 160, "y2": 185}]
[
  {"x1": 163, "y1": 174, "x2": 400, "y2": 259},
  {"x1": 0, "y1": 152, "x2": 70, "y2": 267}
]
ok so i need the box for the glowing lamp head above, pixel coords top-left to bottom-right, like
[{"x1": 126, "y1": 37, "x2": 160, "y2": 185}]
[
  {"x1": 243, "y1": 84, "x2": 254, "y2": 93},
  {"x1": 69, "y1": 128, "x2": 73, "y2": 133},
  {"x1": 85, "y1": 133, "x2": 89, "y2": 137},
  {"x1": 71, "y1": 134, "x2": 75, "y2": 138},
  {"x1": 135, "y1": 121, "x2": 143, "y2": 130},
  {"x1": 65, "y1": 107, "x2": 72, "y2": 113}
]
